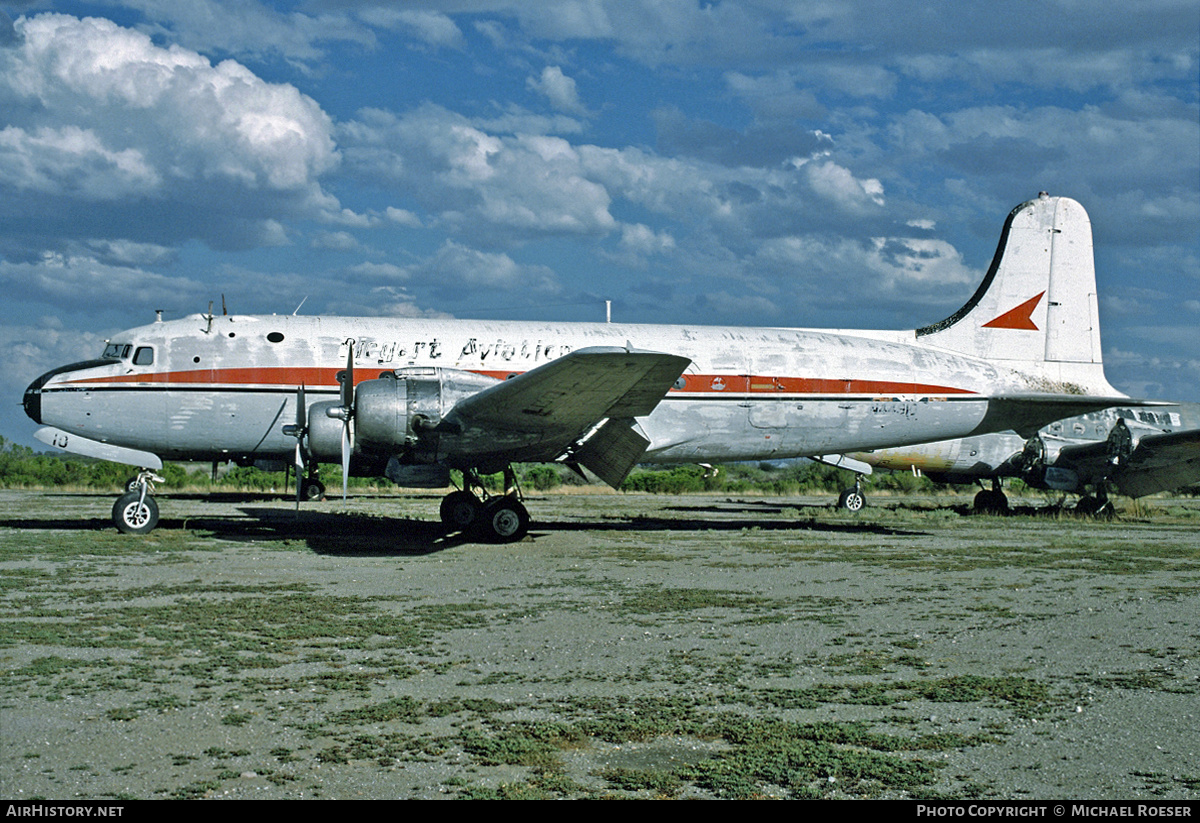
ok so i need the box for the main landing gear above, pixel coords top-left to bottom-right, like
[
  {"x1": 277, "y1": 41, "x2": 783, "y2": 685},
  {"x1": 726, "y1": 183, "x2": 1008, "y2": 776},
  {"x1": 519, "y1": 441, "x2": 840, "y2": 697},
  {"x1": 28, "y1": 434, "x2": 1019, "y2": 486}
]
[
  {"x1": 439, "y1": 466, "x2": 530, "y2": 543},
  {"x1": 1074, "y1": 485, "x2": 1115, "y2": 519},
  {"x1": 973, "y1": 478, "x2": 1009, "y2": 514},
  {"x1": 112, "y1": 469, "x2": 164, "y2": 534},
  {"x1": 299, "y1": 477, "x2": 326, "y2": 501}
]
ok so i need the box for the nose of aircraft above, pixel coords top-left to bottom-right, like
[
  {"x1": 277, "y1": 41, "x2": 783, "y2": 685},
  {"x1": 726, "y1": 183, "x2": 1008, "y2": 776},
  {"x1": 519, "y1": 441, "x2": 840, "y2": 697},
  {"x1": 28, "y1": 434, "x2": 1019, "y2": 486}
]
[
  {"x1": 23, "y1": 358, "x2": 118, "y2": 426},
  {"x1": 23, "y1": 373, "x2": 46, "y2": 424}
]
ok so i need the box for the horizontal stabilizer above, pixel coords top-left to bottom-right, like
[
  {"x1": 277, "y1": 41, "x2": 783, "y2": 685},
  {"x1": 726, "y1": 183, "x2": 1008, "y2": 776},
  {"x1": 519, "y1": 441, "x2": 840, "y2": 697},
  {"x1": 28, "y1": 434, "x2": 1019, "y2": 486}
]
[
  {"x1": 572, "y1": 418, "x2": 651, "y2": 488},
  {"x1": 974, "y1": 395, "x2": 1141, "y2": 440}
]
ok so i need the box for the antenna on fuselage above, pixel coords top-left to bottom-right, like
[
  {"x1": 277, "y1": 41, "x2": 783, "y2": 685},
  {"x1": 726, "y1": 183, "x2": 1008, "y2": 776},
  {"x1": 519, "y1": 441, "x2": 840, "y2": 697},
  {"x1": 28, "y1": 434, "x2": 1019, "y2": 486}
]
[
  {"x1": 221, "y1": 294, "x2": 228, "y2": 316},
  {"x1": 203, "y1": 301, "x2": 214, "y2": 334},
  {"x1": 293, "y1": 296, "x2": 308, "y2": 316}
]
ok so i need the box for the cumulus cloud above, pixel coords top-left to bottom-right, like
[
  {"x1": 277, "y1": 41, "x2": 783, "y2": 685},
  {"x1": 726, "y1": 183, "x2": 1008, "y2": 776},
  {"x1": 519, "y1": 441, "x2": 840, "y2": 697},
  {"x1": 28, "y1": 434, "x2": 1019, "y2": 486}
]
[
  {"x1": 0, "y1": 13, "x2": 341, "y2": 251},
  {"x1": 527, "y1": 66, "x2": 586, "y2": 114},
  {"x1": 0, "y1": 318, "x2": 108, "y2": 406},
  {"x1": 0, "y1": 252, "x2": 201, "y2": 310},
  {"x1": 418, "y1": 241, "x2": 560, "y2": 296},
  {"x1": 619, "y1": 223, "x2": 675, "y2": 256},
  {"x1": 751, "y1": 232, "x2": 974, "y2": 305},
  {"x1": 359, "y1": 8, "x2": 464, "y2": 49},
  {"x1": 341, "y1": 105, "x2": 618, "y2": 241}
]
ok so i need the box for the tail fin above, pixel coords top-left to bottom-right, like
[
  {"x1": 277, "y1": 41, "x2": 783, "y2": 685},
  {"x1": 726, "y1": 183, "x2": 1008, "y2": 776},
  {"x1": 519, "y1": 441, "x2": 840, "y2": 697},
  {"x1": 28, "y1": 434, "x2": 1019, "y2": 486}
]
[{"x1": 917, "y1": 194, "x2": 1117, "y2": 395}]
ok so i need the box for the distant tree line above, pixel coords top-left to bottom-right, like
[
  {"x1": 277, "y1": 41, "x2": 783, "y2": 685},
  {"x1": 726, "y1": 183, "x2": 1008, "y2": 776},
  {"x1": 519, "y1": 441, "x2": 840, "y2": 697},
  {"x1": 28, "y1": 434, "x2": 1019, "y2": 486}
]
[
  {"x1": 4, "y1": 435, "x2": 1195, "y2": 496},
  {"x1": 0, "y1": 435, "x2": 914, "y2": 495}
]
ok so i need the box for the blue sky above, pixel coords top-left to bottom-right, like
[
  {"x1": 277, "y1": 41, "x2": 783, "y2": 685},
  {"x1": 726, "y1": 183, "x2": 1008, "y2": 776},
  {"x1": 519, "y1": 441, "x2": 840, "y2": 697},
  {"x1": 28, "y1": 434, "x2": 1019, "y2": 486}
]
[{"x1": 1, "y1": 1, "x2": 1197, "y2": 445}]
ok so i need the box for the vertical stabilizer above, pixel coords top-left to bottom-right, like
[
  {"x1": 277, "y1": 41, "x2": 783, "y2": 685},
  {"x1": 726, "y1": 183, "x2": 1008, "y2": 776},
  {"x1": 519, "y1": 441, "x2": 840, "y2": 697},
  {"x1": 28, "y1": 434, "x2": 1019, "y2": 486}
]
[{"x1": 916, "y1": 194, "x2": 1114, "y2": 393}]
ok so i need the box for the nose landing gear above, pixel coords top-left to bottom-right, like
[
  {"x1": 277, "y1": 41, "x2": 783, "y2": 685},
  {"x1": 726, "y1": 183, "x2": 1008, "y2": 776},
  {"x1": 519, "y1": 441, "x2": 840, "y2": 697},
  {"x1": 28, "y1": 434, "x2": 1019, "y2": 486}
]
[{"x1": 112, "y1": 469, "x2": 164, "y2": 534}]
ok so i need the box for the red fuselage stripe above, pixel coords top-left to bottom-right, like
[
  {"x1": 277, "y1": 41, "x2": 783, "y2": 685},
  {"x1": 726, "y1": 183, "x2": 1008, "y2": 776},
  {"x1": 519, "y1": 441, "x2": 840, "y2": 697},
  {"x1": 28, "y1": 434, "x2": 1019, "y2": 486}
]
[{"x1": 57, "y1": 367, "x2": 978, "y2": 396}]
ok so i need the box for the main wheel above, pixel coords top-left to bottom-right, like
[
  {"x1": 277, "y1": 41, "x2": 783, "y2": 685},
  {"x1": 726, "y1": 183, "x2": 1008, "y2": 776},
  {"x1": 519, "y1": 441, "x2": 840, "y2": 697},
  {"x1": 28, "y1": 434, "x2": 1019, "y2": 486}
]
[
  {"x1": 973, "y1": 489, "x2": 1009, "y2": 514},
  {"x1": 837, "y1": 488, "x2": 865, "y2": 512},
  {"x1": 440, "y1": 491, "x2": 481, "y2": 531},
  {"x1": 1075, "y1": 496, "x2": 1113, "y2": 519},
  {"x1": 480, "y1": 497, "x2": 529, "y2": 543},
  {"x1": 112, "y1": 491, "x2": 160, "y2": 535},
  {"x1": 301, "y1": 480, "x2": 325, "y2": 501}
]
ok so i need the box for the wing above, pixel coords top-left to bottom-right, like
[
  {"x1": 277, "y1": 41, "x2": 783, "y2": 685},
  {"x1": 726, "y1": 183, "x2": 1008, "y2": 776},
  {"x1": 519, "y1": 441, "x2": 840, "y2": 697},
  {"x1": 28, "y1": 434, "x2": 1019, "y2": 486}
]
[
  {"x1": 1050, "y1": 428, "x2": 1200, "y2": 498},
  {"x1": 444, "y1": 346, "x2": 690, "y2": 485}
]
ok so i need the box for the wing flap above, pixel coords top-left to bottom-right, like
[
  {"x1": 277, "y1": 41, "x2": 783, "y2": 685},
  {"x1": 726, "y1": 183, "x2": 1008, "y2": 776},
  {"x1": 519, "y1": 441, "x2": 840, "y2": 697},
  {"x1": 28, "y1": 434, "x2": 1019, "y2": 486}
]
[{"x1": 571, "y1": 418, "x2": 651, "y2": 488}]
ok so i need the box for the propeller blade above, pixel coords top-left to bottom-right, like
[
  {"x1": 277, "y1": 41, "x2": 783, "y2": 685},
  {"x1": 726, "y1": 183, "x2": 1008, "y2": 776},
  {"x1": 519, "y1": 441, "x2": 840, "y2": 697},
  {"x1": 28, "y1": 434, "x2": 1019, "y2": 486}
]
[
  {"x1": 341, "y1": 421, "x2": 350, "y2": 502},
  {"x1": 291, "y1": 385, "x2": 308, "y2": 510},
  {"x1": 294, "y1": 442, "x2": 304, "y2": 510},
  {"x1": 340, "y1": 343, "x2": 354, "y2": 503},
  {"x1": 340, "y1": 342, "x2": 354, "y2": 412},
  {"x1": 296, "y1": 384, "x2": 307, "y2": 432}
]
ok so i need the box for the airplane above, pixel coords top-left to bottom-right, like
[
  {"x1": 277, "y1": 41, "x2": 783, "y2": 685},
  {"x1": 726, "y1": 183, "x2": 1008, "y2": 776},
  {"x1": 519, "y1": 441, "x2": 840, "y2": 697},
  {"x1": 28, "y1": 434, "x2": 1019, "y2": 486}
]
[
  {"x1": 835, "y1": 403, "x2": 1200, "y2": 516},
  {"x1": 23, "y1": 193, "x2": 1138, "y2": 542}
]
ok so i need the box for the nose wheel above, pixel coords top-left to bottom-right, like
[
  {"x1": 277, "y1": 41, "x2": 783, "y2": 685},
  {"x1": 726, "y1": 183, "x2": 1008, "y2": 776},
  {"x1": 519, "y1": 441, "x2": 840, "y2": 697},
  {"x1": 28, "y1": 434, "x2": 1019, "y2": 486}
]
[
  {"x1": 112, "y1": 469, "x2": 164, "y2": 534},
  {"x1": 113, "y1": 491, "x2": 159, "y2": 534},
  {"x1": 836, "y1": 476, "x2": 866, "y2": 512}
]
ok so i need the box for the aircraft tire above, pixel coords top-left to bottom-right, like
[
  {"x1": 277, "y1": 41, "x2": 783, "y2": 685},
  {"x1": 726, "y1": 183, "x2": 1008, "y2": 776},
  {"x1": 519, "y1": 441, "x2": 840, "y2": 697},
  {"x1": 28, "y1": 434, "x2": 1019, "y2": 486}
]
[
  {"x1": 301, "y1": 480, "x2": 325, "y2": 501},
  {"x1": 973, "y1": 489, "x2": 1008, "y2": 514},
  {"x1": 1075, "y1": 496, "x2": 1114, "y2": 519},
  {"x1": 480, "y1": 497, "x2": 529, "y2": 543},
  {"x1": 837, "y1": 488, "x2": 866, "y2": 512},
  {"x1": 112, "y1": 491, "x2": 159, "y2": 535},
  {"x1": 440, "y1": 491, "x2": 481, "y2": 531}
]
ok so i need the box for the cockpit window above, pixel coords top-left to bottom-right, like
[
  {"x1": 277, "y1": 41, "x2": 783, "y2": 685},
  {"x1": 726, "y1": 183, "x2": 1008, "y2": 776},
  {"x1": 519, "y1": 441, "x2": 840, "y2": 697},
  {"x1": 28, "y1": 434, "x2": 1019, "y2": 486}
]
[
  {"x1": 133, "y1": 346, "x2": 154, "y2": 366},
  {"x1": 103, "y1": 343, "x2": 132, "y2": 359}
]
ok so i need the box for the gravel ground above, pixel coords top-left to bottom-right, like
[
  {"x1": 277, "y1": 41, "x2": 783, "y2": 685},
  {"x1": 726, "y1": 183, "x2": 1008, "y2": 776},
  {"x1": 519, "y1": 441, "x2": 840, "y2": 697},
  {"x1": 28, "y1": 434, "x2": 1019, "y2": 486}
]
[{"x1": 0, "y1": 488, "x2": 1197, "y2": 800}]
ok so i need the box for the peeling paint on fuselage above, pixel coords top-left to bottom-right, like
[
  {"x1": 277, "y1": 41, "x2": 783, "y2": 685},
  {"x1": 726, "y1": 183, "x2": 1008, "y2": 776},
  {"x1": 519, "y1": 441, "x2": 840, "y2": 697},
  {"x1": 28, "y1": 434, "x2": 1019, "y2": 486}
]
[{"x1": 31, "y1": 313, "x2": 1048, "y2": 465}]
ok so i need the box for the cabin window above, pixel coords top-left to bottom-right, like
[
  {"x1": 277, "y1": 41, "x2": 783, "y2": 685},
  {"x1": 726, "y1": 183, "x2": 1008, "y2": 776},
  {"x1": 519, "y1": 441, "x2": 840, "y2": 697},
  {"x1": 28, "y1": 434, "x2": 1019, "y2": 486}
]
[
  {"x1": 267, "y1": 332, "x2": 285, "y2": 343},
  {"x1": 133, "y1": 346, "x2": 154, "y2": 366}
]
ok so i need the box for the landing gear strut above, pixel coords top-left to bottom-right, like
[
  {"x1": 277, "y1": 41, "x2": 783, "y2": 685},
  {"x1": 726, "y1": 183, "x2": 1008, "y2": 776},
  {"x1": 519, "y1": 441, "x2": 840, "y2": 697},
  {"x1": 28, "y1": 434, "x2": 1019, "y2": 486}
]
[
  {"x1": 439, "y1": 466, "x2": 530, "y2": 543},
  {"x1": 112, "y1": 469, "x2": 164, "y2": 534}
]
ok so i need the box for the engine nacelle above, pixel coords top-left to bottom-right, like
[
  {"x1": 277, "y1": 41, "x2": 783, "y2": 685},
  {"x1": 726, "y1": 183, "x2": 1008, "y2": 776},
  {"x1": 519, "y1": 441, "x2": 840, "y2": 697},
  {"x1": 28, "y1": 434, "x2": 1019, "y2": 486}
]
[{"x1": 307, "y1": 367, "x2": 500, "y2": 464}]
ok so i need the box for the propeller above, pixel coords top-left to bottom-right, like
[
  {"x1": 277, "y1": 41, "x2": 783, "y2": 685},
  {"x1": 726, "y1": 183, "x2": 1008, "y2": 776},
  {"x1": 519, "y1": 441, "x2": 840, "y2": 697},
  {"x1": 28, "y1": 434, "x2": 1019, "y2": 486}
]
[
  {"x1": 282, "y1": 384, "x2": 308, "y2": 510},
  {"x1": 327, "y1": 341, "x2": 355, "y2": 502}
]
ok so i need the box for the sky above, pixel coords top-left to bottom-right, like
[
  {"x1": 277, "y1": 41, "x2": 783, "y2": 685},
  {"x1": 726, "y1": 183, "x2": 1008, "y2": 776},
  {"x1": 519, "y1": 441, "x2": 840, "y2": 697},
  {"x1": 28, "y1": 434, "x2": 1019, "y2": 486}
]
[{"x1": 1, "y1": 0, "x2": 1197, "y2": 446}]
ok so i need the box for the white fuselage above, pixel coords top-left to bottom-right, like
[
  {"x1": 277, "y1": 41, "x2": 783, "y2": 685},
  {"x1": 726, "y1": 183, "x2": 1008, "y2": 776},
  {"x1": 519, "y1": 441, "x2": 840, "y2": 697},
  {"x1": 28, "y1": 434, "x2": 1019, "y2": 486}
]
[{"x1": 27, "y1": 313, "x2": 1045, "y2": 466}]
